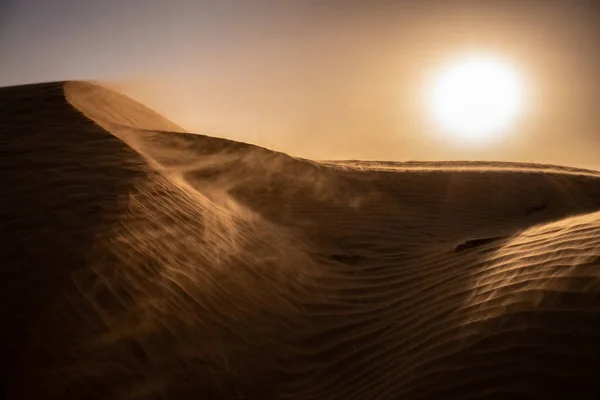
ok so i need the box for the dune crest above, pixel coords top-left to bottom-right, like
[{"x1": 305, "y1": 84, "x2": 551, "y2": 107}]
[{"x1": 2, "y1": 81, "x2": 600, "y2": 399}]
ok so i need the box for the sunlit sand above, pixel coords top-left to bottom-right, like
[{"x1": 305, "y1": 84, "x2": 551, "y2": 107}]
[{"x1": 2, "y1": 81, "x2": 600, "y2": 399}]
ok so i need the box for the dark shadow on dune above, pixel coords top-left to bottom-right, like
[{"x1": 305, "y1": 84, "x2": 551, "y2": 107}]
[
  {"x1": 328, "y1": 253, "x2": 367, "y2": 265},
  {"x1": 526, "y1": 203, "x2": 549, "y2": 216},
  {"x1": 0, "y1": 82, "x2": 147, "y2": 396},
  {"x1": 454, "y1": 236, "x2": 507, "y2": 253}
]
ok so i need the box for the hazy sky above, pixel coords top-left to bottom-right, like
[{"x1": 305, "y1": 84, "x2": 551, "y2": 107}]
[{"x1": 1, "y1": 0, "x2": 599, "y2": 166}]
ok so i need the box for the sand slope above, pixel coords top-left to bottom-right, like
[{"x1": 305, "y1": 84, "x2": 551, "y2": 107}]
[{"x1": 2, "y1": 81, "x2": 600, "y2": 399}]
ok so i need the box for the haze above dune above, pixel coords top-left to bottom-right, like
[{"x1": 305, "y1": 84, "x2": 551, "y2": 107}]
[{"x1": 2, "y1": 1, "x2": 599, "y2": 168}]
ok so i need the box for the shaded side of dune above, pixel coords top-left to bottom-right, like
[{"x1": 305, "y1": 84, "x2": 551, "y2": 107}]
[{"x1": 0, "y1": 82, "x2": 149, "y2": 397}]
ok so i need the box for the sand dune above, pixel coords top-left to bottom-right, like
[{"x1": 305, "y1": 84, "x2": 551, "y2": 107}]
[{"x1": 2, "y1": 81, "x2": 600, "y2": 399}]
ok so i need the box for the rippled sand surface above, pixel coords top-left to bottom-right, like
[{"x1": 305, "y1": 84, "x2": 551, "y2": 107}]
[{"x1": 2, "y1": 81, "x2": 600, "y2": 399}]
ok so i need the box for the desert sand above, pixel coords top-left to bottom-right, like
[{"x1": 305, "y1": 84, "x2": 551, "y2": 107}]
[{"x1": 1, "y1": 81, "x2": 600, "y2": 399}]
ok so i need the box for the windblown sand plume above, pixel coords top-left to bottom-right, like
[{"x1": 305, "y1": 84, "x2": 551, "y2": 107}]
[{"x1": 2, "y1": 81, "x2": 600, "y2": 399}]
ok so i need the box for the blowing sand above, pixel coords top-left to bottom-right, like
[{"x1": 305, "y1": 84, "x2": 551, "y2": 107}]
[{"x1": 1, "y1": 81, "x2": 600, "y2": 399}]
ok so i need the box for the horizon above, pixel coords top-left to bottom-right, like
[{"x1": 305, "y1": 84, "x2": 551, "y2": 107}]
[{"x1": 1, "y1": 0, "x2": 599, "y2": 167}]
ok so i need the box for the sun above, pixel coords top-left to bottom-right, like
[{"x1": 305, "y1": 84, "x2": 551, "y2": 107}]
[{"x1": 426, "y1": 54, "x2": 526, "y2": 143}]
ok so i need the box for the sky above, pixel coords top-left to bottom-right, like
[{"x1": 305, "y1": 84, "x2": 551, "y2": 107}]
[{"x1": 1, "y1": 0, "x2": 600, "y2": 166}]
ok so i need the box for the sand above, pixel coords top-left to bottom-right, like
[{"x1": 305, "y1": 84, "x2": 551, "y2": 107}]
[{"x1": 2, "y1": 81, "x2": 600, "y2": 399}]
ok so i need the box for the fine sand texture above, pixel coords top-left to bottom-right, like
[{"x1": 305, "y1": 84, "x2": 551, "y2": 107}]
[{"x1": 2, "y1": 81, "x2": 600, "y2": 399}]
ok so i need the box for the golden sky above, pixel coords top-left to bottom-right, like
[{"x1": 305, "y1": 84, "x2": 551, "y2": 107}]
[{"x1": 1, "y1": 1, "x2": 599, "y2": 167}]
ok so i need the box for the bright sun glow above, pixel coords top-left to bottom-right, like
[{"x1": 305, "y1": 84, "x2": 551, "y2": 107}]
[{"x1": 426, "y1": 54, "x2": 526, "y2": 142}]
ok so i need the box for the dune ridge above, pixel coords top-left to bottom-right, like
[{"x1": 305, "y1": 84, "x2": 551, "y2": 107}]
[{"x1": 1, "y1": 81, "x2": 600, "y2": 399}]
